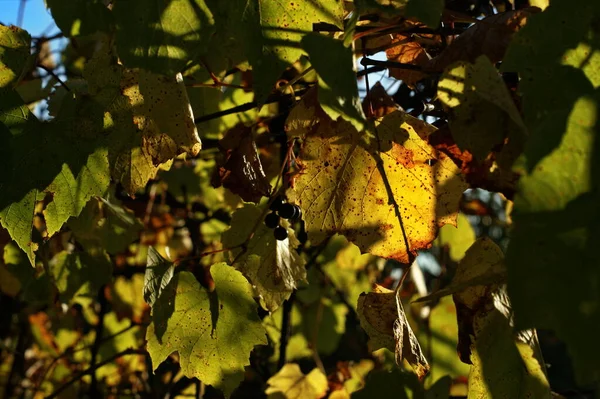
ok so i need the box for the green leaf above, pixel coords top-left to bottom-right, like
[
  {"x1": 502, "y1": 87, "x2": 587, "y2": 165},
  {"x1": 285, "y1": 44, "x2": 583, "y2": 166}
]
[
  {"x1": 352, "y1": 368, "x2": 451, "y2": 399},
  {"x1": 468, "y1": 309, "x2": 551, "y2": 398},
  {"x1": 405, "y1": 0, "x2": 444, "y2": 28},
  {"x1": 49, "y1": 250, "x2": 113, "y2": 306},
  {"x1": 416, "y1": 237, "x2": 506, "y2": 304},
  {"x1": 302, "y1": 298, "x2": 348, "y2": 355},
  {"x1": 113, "y1": 0, "x2": 216, "y2": 75},
  {"x1": 0, "y1": 95, "x2": 110, "y2": 265},
  {"x1": 80, "y1": 44, "x2": 201, "y2": 194},
  {"x1": 46, "y1": 0, "x2": 113, "y2": 37},
  {"x1": 435, "y1": 213, "x2": 475, "y2": 262},
  {"x1": 263, "y1": 303, "x2": 312, "y2": 361},
  {"x1": 0, "y1": 25, "x2": 31, "y2": 88},
  {"x1": 2, "y1": 242, "x2": 52, "y2": 304},
  {"x1": 438, "y1": 56, "x2": 526, "y2": 160},
  {"x1": 417, "y1": 297, "x2": 470, "y2": 383},
  {"x1": 146, "y1": 264, "x2": 267, "y2": 397},
  {"x1": 224, "y1": 0, "x2": 344, "y2": 104},
  {"x1": 302, "y1": 34, "x2": 366, "y2": 132},
  {"x1": 222, "y1": 204, "x2": 306, "y2": 312},
  {"x1": 506, "y1": 93, "x2": 600, "y2": 382},
  {"x1": 143, "y1": 247, "x2": 175, "y2": 307},
  {"x1": 501, "y1": 1, "x2": 600, "y2": 170}
]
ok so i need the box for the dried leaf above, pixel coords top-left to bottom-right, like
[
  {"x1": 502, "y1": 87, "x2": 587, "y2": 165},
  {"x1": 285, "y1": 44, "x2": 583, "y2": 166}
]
[
  {"x1": 362, "y1": 82, "x2": 401, "y2": 118},
  {"x1": 427, "y1": 8, "x2": 540, "y2": 72},
  {"x1": 213, "y1": 125, "x2": 271, "y2": 203},
  {"x1": 386, "y1": 33, "x2": 430, "y2": 87},
  {"x1": 357, "y1": 284, "x2": 429, "y2": 379}
]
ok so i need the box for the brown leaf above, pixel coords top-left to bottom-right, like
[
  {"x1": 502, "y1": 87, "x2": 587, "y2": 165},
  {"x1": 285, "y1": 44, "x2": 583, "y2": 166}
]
[
  {"x1": 386, "y1": 33, "x2": 431, "y2": 87},
  {"x1": 213, "y1": 125, "x2": 271, "y2": 203},
  {"x1": 426, "y1": 8, "x2": 541, "y2": 72},
  {"x1": 362, "y1": 82, "x2": 400, "y2": 118},
  {"x1": 357, "y1": 285, "x2": 429, "y2": 379}
]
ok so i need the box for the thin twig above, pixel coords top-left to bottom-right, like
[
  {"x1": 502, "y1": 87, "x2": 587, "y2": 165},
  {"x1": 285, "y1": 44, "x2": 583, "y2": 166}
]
[
  {"x1": 277, "y1": 292, "x2": 295, "y2": 369},
  {"x1": 46, "y1": 348, "x2": 146, "y2": 399},
  {"x1": 360, "y1": 57, "x2": 426, "y2": 72},
  {"x1": 37, "y1": 64, "x2": 70, "y2": 91},
  {"x1": 16, "y1": 0, "x2": 27, "y2": 28}
]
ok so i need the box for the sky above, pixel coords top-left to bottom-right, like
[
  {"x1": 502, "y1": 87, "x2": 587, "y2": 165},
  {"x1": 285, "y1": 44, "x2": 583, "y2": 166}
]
[{"x1": 0, "y1": 0, "x2": 59, "y2": 37}]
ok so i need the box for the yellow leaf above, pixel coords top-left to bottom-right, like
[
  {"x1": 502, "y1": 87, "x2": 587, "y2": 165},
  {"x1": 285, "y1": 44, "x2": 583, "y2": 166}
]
[
  {"x1": 266, "y1": 364, "x2": 328, "y2": 399},
  {"x1": 287, "y1": 97, "x2": 466, "y2": 263}
]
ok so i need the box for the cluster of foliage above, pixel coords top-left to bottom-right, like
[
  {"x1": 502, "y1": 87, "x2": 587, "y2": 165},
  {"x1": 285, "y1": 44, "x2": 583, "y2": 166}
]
[{"x1": 1, "y1": 0, "x2": 599, "y2": 398}]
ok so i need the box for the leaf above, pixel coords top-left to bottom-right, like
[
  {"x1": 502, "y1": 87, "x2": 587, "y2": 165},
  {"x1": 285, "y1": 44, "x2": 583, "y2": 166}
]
[
  {"x1": 352, "y1": 368, "x2": 450, "y2": 399},
  {"x1": 417, "y1": 296, "x2": 470, "y2": 383},
  {"x1": 265, "y1": 364, "x2": 328, "y2": 399},
  {"x1": 416, "y1": 237, "x2": 506, "y2": 304},
  {"x1": 287, "y1": 95, "x2": 467, "y2": 263},
  {"x1": 426, "y1": 8, "x2": 539, "y2": 73},
  {"x1": 302, "y1": 34, "x2": 366, "y2": 132},
  {"x1": 143, "y1": 247, "x2": 176, "y2": 307},
  {"x1": 437, "y1": 56, "x2": 526, "y2": 160},
  {"x1": 302, "y1": 298, "x2": 348, "y2": 355},
  {"x1": 46, "y1": 0, "x2": 113, "y2": 37},
  {"x1": 112, "y1": 274, "x2": 147, "y2": 324},
  {"x1": 468, "y1": 309, "x2": 551, "y2": 398},
  {"x1": 49, "y1": 250, "x2": 113, "y2": 306},
  {"x1": 248, "y1": 0, "x2": 344, "y2": 104},
  {"x1": 222, "y1": 204, "x2": 306, "y2": 312},
  {"x1": 0, "y1": 25, "x2": 31, "y2": 88},
  {"x1": 357, "y1": 285, "x2": 429, "y2": 379},
  {"x1": 263, "y1": 303, "x2": 312, "y2": 361},
  {"x1": 501, "y1": 1, "x2": 600, "y2": 171},
  {"x1": 435, "y1": 213, "x2": 475, "y2": 262},
  {"x1": 113, "y1": 0, "x2": 216, "y2": 75},
  {"x1": 385, "y1": 33, "x2": 430, "y2": 88},
  {"x1": 68, "y1": 196, "x2": 143, "y2": 255},
  {"x1": 405, "y1": 0, "x2": 444, "y2": 27},
  {"x1": 0, "y1": 93, "x2": 110, "y2": 265},
  {"x1": 80, "y1": 43, "x2": 201, "y2": 194},
  {"x1": 506, "y1": 93, "x2": 600, "y2": 382},
  {"x1": 213, "y1": 125, "x2": 271, "y2": 202},
  {"x1": 146, "y1": 264, "x2": 267, "y2": 397}
]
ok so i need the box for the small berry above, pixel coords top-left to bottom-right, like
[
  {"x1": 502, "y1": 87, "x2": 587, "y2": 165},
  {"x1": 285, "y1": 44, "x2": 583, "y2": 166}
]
[
  {"x1": 264, "y1": 212, "x2": 279, "y2": 229},
  {"x1": 278, "y1": 203, "x2": 300, "y2": 219},
  {"x1": 269, "y1": 196, "x2": 286, "y2": 211},
  {"x1": 274, "y1": 226, "x2": 288, "y2": 241}
]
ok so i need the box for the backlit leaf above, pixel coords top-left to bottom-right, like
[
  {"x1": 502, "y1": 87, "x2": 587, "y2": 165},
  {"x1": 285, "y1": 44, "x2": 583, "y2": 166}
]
[
  {"x1": 113, "y1": 0, "x2": 215, "y2": 75},
  {"x1": 287, "y1": 95, "x2": 466, "y2": 263},
  {"x1": 46, "y1": 0, "x2": 113, "y2": 37},
  {"x1": 438, "y1": 56, "x2": 526, "y2": 160},
  {"x1": 266, "y1": 364, "x2": 328, "y2": 399},
  {"x1": 146, "y1": 264, "x2": 267, "y2": 396}
]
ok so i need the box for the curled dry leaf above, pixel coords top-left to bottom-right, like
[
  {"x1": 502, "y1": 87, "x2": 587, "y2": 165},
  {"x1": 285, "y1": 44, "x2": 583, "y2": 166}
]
[
  {"x1": 213, "y1": 124, "x2": 271, "y2": 203},
  {"x1": 362, "y1": 82, "x2": 401, "y2": 118},
  {"x1": 426, "y1": 7, "x2": 541, "y2": 73},
  {"x1": 357, "y1": 284, "x2": 430, "y2": 379},
  {"x1": 286, "y1": 91, "x2": 466, "y2": 263},
  {"x1": 385, "y1": 33, "x2": 431, "y2": 87}
]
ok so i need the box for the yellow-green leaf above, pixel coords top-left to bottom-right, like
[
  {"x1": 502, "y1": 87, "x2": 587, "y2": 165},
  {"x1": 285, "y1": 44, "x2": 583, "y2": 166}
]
[{"x1": 266, "y1": 364, "x2": 328, "y2": 399}]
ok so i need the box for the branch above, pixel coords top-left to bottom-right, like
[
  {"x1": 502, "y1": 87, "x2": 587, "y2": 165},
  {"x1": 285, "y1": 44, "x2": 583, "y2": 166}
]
[
  {"x1": 360, "y1": 57, "x2": 426, "y2": 72},
  {"x1": 37, "y1": 64, "x2": 70, "y2": 91},
  {"x1": 89, "y1": 286, "x2": 109, "y2": 398},
  {"x1": 46, "y1": 348, "x2": 146, "y2": 399}
]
